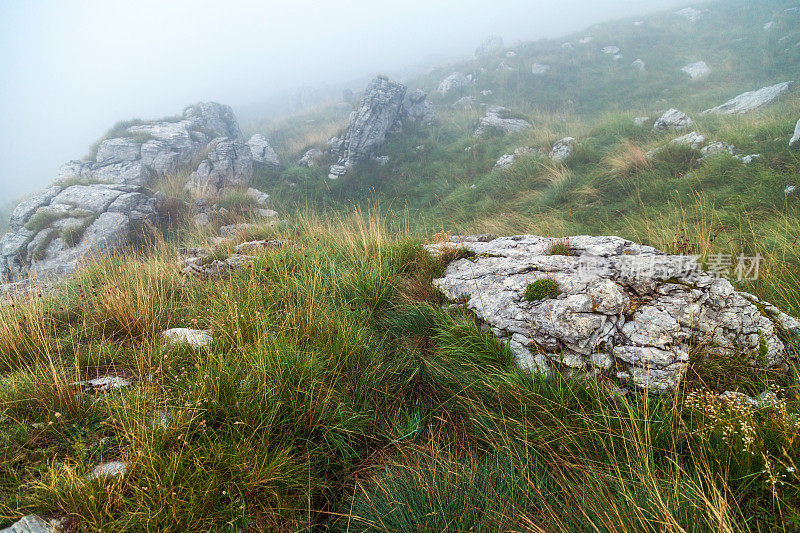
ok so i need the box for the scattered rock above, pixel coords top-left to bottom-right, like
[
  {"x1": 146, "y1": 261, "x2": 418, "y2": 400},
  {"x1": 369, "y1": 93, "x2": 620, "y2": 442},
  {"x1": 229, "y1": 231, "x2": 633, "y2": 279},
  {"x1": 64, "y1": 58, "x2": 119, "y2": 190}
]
[
  {"x1": 0, "y1": 514, "x2": 59, "y2": 533},
  {"x1": 676, "y1": 7, "x2": 702, "y2": 23},
  {"x1": 531, "y1": 63, "x2": 551, "y2": 75},
  {"x1": 681, "y1": 61, "x2": 710, "y2": 79},
  {"x1": 474, "y1": 106, "x2": 532, "y2": 136},
  {"x1": 671, "y1": 132, "x2": 706, "y2": 149},
  {"x1": 162, "y1": 328, "x2": 212, "y2": 349},
  {"x1": 454, "y1": 96, "x2": 476, "y2": 109},
  {"x1": 246, "y1": 134, "x2": 280, "y2": 167},
  {"x1": 633, "y1": 116, "x2": 650, "y2": 126},
  {"x1": 298, "y1": 148, "x2": 325, "y2": 167},
  {"x1": 700, "y1": 141, "x2": 736, "y2": 157},
  {"x1": 475, "y1": 35, "x2": 504, "y2": 57},
  {"x1": 401, "y1": 89, "x2": 436, "y2": 124},
  {"x1": 549, "y1": 137, "x2": 577, "y2": 162},
  {"x1": 75, "y1": 376, "x2": 130, "y2": 392},
  {"x1": 191, "y1": 213, "x2": 210, "y2": 227},
  {"x1": 438, "y1": 72, "x2": 471, "y2": 94},
  {"x1": 787, "y1": 185, "x2": 798, "y2": 194},
  {"x1": 427, "y1": 235, "x2": 798, "y2": 393},
  {"x1": 702, "y1": 82, "x2": 792, "y2": 115},
  {"x1": 790, "y1": 118, "x2": 800, "y2": 149},
  {"x1": 233, "y1": 239, "x2": 287, "y2": 253},
  {"x1": 736, "y1": 154, "x2": 761, "y2": 164},
  {"x1": 493, "y1": 147, "x2": 540, "y2": 169},
  {"x1": 631, "y1": 59, "x2": 646, "y2": 71},
  {"x1": 653, "y1": 109, "x2": 694, "y2": 132},
  {"x1": 87, "y1": 461, "x2": 127, "y2": 481},
  {"x1": 579, "y1": 36, "x2": 593, "y2": 44},
  {"x1": 496, "y1": 61, "x2": 516, "y2": 72},
  {"x1": 602, "y1": 46, "x2": 621, "y2": 55}
]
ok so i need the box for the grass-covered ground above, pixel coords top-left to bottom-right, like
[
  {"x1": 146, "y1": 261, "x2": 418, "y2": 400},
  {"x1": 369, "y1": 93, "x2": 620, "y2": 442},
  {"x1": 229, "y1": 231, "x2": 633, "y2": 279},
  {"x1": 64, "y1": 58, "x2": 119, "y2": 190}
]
[
  {"x1": 1, "y1": 211, "x2": 799, "y2": 531},
  {"x1": 3, "y1": 0, "x2": 800, "y2": 530}
]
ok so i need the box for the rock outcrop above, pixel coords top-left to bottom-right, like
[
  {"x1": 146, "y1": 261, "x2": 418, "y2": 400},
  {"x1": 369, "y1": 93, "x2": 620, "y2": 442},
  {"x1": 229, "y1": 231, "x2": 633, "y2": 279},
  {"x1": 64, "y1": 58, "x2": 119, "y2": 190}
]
[
  {"x1": 298, "y1": 148, "x2": 325, "y2": 167},
  {"x1": 438, "y1": 72, "x2": 471, "y2": 94},
  {"x1": 790, "y1": 118, "x2": 800, "y2": 149},
  {"x1": 475, "y1": 35, "x2": 504, "y2": 57},
  {"x1": 549, "y1": 137, "x2": 577, "y2": 162},
  {"x1": 1, "y1": 102, "x2": 246, "y2": 284},
  {"x1": 653, "y1": 109, "x2": 694, "y2": 132},
  {"x1": 328, "y1": 76, "x2": 434, "y2": 177},
  {"x1": 185, "y1": 137, "x2": 254, "y2": 196},
  {"x1": 247, "y1": 134, "x2": 280, "y2": 168},
  {"x1": 474, "y1": 106, "x2": 532, "y2": 136},
  {"x1": 681, "y1": 61, "x2": 710, "y2": 79},
  {"x1": 702, "y1": 82, "x2": 792, "y2": 115},
  {"x1": 428, "y1": 235, "x2": 799, "y2": 393},
  {"x1": 0, "y1": 514, "x2": 60, "y2": 533}
]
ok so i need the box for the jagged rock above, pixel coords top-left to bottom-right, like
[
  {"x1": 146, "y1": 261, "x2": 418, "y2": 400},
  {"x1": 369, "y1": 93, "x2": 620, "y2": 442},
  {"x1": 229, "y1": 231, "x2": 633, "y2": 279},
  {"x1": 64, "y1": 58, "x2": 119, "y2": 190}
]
[
  {"x1": 402, "y1": 89, "x2": 436, "y2": 123},
  {"x1": 427, "y1": 235, "x2": 798, "y2": 393},
  {"x1": 298, "y1": 148, "x2": 325, "y2": 167},
  {"x1": 602, "y1": 46, "x2": 621, "y2": 55},
  {"x1": 438, "y1": 72, "x2": 471, "y2": 94},
  {"x1": 702, "y1": 82, "x2": 792, "y2": 115},
  {"x1": 247, "y1": 134, "x2": 280, "y2": 167},
  {"x1": 632, "y1": 59, "x2": 646, "y2": 71},
  {"x1": 474, "y1": 106, "x2": 532, "y2": 136},
  {"x1": 162, "y1": 328, "x2": 212, "y2": 349},
  {"x1": 329, "y1": 76, "x2": 433, "y2": 177},
  {"x1": 0, "y1": 514, "x2": 59, "y2": 533},
  {"x1": 185, "y1": 137, "x2": 253, "y2": 196},
  {"x1": 671, "y1": 132, "x2": 706, "y2": 149},
  {"x1": 531, "y1": 63, "x2": 551, "y2": 74},
  {"x1": 1, "y1": 102, "x2": 244, "y2": 285},
  {"x1": 475, "y1": 35, "x2": 504, "y2": 57},
  {"x1": 790, "y1": 118, "x2": 800, "y2": 149},
  {"x1": 633, "y1": 116, "x2": 650, "y2": 126},
  {"x1": 87, "y1": 461, "x2": 127, "y2": 481},
  {"x1": 549, "y1": 137, "x2": 576, "y2": 162},
  {"x1": 681, "y1": 61, "x2": 710, "y2": 79},
  {"x1": 653, "y1": 109, "x2": 694, "y2": 132},
  {"x1": 676, "y1": 7, "x2": 702, "y2": 23}
]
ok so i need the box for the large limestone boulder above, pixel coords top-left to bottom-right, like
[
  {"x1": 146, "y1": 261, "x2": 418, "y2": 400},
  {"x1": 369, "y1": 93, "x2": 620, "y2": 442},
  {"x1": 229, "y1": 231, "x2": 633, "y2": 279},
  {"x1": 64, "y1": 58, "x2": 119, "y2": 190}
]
[
  {"x1": 185, "y1": 137, "x2": 254, "y2": 196},
  {"x1": 475, "y1": 35, "x2": 504, "y2": 57},
  {"x1": 681, "y1": 61, "x2": 710, "y2": 79},
  {"x1": 438, "y1": 72, "x2": 471, "y2": 95},
  {"x1": 428, "y1": 235, "x2": 798, "y2": 393},
  {"x1": 474, "y1": 106, "x2": 532, "y2": 136},
  {"x1": 247, "y1": 134, "x2": 280, "y2": 167},
  {"x1": 653, "y1": 109, "x2": 694, "y2": 132},
  {"x1": 790, "y1": 118, "x2": 800, "y2": 149},
  {"x1": 702, "y1": 82, "x2": 792, "y2": 115},
  {"x1": 328, "y1": 76, "x2": 434, "y2": 176}
]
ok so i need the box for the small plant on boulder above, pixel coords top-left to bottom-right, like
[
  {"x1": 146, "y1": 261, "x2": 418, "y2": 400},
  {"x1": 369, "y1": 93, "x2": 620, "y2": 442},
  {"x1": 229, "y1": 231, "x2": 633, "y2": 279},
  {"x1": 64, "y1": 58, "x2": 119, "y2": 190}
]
[
  {"x1": 524, "y1": 278, "x2": 561, "y2": 301},
  {"x1": 548, "y1": 239, "x2": 576, "y2": 256}
]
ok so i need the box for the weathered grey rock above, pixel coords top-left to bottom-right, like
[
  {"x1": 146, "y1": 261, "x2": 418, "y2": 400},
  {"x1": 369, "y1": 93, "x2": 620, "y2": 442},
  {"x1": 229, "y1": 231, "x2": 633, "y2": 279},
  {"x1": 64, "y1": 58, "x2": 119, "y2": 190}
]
[
  {"x1": 329, "y1": 76, "x2": 433, "y2": 177},
  {"x1": 681, "y1": 61, "x2": 710, "y2": 79},
  {"x1": 653, "y1": 109, "x2": 694, "y2": 132},
  {"x1": 475, "y1": 35, "x2": 504, "y2": 57},
  {"x1": 181, "y1": 253, "x2": 255, "y2": 279},
  {"x1": 427, "y1": 235, "x2": 798, "y2": 393},
  {"x1": 671, "y1": 132, "x2": 706, "y2": 149},
  {"x1": 633, "y1": 116, "x2": 650, "y2": 126},
  {"x1": 494, "y1": 147, "x2": 540, "y2": 169},
  {"x1": 0, "y1": 514, "x2": 58, "y2": 533},
  {"x1": 454, "y1": 96, "x2": 476, "y2": 109},
  {"x1": 438, "y1": 72, "x2": 471, "y2": 94},
  {"x1": 246, "y1": 187, "x2": 270, "y2": 208},
  {"x1": 162, "y1": 328, "x2": 212, "y2": 349},
  {"x1": 790, "y1": 118, "x2": 800, "y2": 149},
  {"x1": 531, "y1": 63, "x2": 551, "y2": 75},
  {"x1": 298, "y1": 148, "x2": 324, "y2": 167},
  {"x1": 602, "y1": 46, "x2": 621, "y2": 55},
  {"x1": 700, "y1": 141, "x2": 736, "y2": 158},
  {"x1": 549, "y1": 137, "x2": 576, "y2": 162},
  {"x1": 87, "y1": 461, "x2": 127, "y2": 481},
  {"x1": 474, "y1": 106, "x2": 532, "y2": 136},
  {"x1": 702, "y1": 82, "x2": 792, "y2": 115},
  {"x1": 402, "y1": 89, "x2": 436, "y2": 123},
  {"x1": 191, "y1": 213, "x2": 210, "y2": 227},
  {"x1": 185, "y1": 137, "x2": 253, "y2": 196},
  {"x1": 631, "y1": 59, "x2": 646, "y2": 71},
  {"x1": 247, "y1": 134, "x2": 280, "y2": 167},
  {"x1": 75, "y1": 376, "x2": 131, "y2": 392},
  {"x1": 676, "y1": 7, "x2": 702, "y2": 23},
  {"x1": 579, "y1": 36, "x2": 594, "y2": 44}
]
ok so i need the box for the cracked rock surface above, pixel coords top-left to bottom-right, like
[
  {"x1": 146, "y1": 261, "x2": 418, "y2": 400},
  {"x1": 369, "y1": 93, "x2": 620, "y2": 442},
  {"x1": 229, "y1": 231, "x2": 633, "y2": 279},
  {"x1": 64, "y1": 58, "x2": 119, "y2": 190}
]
[{"x1": 427, "y1": 235, "x2": 799, "y2": 393}]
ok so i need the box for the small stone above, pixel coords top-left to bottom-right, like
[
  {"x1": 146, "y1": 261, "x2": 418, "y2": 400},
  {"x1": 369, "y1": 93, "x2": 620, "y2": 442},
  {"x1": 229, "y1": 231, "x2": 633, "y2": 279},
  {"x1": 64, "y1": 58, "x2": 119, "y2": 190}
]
[
  {"x1": 87, "y1": 461, "x2": 127, "y2": 481},
  {"x1": 75, "y1": 376, "x2": 130, "y2": 392},
  {"x1": 0, "y1": 514, "x2": 58, "y2": 533},
  {"x1": 162, "y1": 328, "x2": 212, "y2": 349},
  {"x1": 653, "y1": 109, "x2": 694, "y2": 131},
  {"x1": 681, "y1": 61, "x2": 710, "y2": 79}
]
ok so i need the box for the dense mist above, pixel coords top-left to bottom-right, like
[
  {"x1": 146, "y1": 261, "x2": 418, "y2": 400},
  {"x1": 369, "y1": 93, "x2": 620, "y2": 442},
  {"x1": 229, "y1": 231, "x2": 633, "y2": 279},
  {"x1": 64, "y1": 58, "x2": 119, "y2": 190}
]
[{"x1": 1, "y1": 0, "x2": 681, "y2": 202}]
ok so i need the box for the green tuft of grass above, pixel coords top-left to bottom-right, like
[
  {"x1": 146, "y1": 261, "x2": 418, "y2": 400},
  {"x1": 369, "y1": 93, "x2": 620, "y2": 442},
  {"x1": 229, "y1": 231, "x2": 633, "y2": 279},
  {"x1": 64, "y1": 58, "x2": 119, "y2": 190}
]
[{"x1": 524, "y1": 278, "x2": 561, "y2": 301}]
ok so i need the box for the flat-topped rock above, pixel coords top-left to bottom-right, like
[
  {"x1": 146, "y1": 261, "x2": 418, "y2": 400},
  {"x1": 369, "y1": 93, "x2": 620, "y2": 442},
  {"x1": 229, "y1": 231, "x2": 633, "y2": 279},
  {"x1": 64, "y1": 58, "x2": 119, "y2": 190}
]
[
  {"x1": 427, "y1": 235, "x2": 798, "y2": 393},
  {"x1": 475, "y1": 106, "x2": 532, "y2": 136},
  {"x1": 653, "y1": 109, "x2": 694, "y2": 132},
  {"x1": 162, "y1": 328, "x2": 212, "y2": 349},
  {"x1": 702, "y1": 82, "x2": 792, "y2": 115}
]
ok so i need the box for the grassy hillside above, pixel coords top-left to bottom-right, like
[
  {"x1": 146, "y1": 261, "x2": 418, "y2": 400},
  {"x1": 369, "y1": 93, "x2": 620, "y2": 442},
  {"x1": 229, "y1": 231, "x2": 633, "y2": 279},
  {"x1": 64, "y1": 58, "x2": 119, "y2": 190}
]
[{"x1": 2, "y1": 0, "x2": 800, "y2": 531}]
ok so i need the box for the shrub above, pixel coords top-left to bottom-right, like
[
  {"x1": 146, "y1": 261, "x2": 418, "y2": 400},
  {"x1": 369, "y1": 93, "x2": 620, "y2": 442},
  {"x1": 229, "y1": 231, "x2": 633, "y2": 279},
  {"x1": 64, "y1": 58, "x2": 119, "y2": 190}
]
[{"x1": 524, "y1": 278, "x2": 561, "y2": 301}]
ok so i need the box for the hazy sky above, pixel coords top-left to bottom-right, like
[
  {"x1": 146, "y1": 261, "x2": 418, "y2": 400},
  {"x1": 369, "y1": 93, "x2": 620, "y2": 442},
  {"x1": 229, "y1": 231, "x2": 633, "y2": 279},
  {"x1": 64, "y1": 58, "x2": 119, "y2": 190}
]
[{"x1": 0, "y1": 0, "x2": 680, "y2": 202}]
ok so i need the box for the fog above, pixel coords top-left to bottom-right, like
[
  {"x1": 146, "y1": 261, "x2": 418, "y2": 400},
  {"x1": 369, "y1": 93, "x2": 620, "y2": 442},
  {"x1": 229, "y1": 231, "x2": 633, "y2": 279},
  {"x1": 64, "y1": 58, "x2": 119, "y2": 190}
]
[{"x1": 0, "y1": 0, "x2": 681, "y2": 203}]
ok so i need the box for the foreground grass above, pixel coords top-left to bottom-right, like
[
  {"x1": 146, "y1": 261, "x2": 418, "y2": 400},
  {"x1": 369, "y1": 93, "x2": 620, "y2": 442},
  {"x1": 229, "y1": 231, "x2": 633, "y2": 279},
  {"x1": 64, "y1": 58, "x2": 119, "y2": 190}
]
[{"x1": 0, "y1": 210, "x2": 798, "y2": 531}]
